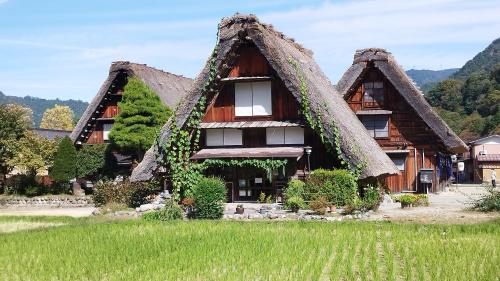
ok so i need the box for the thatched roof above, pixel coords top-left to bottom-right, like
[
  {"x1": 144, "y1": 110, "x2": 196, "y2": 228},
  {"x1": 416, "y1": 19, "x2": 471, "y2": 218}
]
[
  {"x1": 70, "y1": 61, "x2": 193, "y2": 143},
  {"x1": 336, "y1": 48, "x2": 468, "y2": 154},
  {"x1": 131, "y1": 14, "x2": 399, "y2": 182}
]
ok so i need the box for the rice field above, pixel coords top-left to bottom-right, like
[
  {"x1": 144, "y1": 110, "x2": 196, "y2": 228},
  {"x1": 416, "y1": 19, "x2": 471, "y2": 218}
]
[{"x1": 0, "y1": 216, "x2": 499, "y2": 281}]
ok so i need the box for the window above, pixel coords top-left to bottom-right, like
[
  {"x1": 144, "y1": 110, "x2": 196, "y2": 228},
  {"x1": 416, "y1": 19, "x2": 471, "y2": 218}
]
[
  {"x1": 363, "y1": 81, "x2": 384, "y2": 105},
  {"x1": 102, "y1": 123, "x2": 112, "y2": 141},
  {"x1": 361, "y1": 115, "x2": 389, "y2": 138},
  {"x1": 235, "y1": 81, "x2": 272, "y2": 116},
  {"x1": 266, "y1": 127, "x2": 304, "y2": 145},
  {"x1": 206, "y1": 129, "x2": 243, "y2": 146},
  {"x1": 389, "y1": 155, "x2": 406, "y2": 171}
]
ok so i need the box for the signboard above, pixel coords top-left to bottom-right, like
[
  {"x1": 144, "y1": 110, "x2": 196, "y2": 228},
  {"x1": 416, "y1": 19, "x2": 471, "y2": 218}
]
[{"x1": 419, "y1": 169, "x2": 433, "y2": 184}]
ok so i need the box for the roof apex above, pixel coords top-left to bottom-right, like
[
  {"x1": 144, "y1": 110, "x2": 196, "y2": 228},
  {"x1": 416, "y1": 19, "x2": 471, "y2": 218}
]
[{"x1": 354, "y1": 48, "x2": 391, "y2": 63}]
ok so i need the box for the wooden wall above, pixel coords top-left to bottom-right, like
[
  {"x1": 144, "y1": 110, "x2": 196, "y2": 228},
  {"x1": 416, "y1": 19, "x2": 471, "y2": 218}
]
[
  {"x1": 203, "y1": 47, "x2": 300, "y2": 122},
  {"x1": 84, "y1": 94, "x2": 122, "y2": 144},
  {"x1": 346, "y1": 68, "x2": 445, "y2": 192}
]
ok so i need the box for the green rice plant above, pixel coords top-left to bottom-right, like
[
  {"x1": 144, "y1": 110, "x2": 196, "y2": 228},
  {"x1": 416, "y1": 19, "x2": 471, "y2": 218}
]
[{"x1": 0, "y1": 218, "x2": 498, "y2": 280}]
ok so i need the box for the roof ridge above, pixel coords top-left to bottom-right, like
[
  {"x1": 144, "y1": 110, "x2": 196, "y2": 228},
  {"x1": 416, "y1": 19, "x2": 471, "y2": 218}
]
[{"x1": 110, "y1": 61, "x2": 191, "y2": 80}]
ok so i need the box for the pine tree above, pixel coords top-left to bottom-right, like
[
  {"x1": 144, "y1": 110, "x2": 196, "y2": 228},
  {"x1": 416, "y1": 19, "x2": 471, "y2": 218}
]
[
  {"x1": 109, "y1": 77, "x2": 171, "y2": 161},
  {"x1": 50, "y1": 136, "x2": 77, "y2": 183}
]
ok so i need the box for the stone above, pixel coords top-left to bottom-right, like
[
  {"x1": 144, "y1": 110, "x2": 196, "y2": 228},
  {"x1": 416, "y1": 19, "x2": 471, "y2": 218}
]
[{"x1": 72, "y1": 181, "x2": 85, "y2": 197}]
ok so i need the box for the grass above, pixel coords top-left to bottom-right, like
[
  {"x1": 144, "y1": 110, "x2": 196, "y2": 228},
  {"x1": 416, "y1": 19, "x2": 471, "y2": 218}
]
[{"x1": 0, "y1": 217, "x2": 499, "y2": 281}]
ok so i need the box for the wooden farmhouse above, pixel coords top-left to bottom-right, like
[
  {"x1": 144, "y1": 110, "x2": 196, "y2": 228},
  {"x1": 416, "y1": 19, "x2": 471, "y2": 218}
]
[
  {"x1": 336, "y1": 48, "x2": 468, "y2": 193},
  {"x1": 131, "y1": 15, "x2": 398, "y2": 202},
  {"x1": 70, "y1": 61, "x2": 192, "y2": 169}
]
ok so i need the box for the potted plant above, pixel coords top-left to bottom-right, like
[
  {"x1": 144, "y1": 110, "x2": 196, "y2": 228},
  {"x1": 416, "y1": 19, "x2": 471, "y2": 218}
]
[
  {"x1": 329, "y1": 204, "x2": 337, "y2": 213},
  {"x1": 398, "y1": 194, "x2": 416, "y2": 208},
  {"x1": 236, "y1": 204, "x2": 245, "y2": 214},
  {"x1": 181, "y1": 197, "x2": 195, "y2": 218},
  {"x1": 287, "y1": 196, "x2": 305, "y2": 213}
]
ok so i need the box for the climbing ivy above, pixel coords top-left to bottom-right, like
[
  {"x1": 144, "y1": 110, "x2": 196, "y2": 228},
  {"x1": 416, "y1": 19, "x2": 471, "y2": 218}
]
[
  {"x1": 158, "y1": 26, "x2": 221, "y2": 199},
  {"x1": 288, "y1": 57, "x2": 367, "y2": 178},
  {"x1": 198, "y1": 159, "x2": 288, "y2": 182}
]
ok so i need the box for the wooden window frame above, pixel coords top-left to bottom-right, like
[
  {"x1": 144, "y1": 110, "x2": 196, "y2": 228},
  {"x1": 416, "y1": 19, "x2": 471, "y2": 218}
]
[
  {"x1": 234, "y1": 80, "x2": 272, "y2": 119},
  {"x1": 361, "y1": 115, "x2": 390, "y2": 139},
  {"x1": 362, "y1": 81, "x2": 385, "y2": 109}
]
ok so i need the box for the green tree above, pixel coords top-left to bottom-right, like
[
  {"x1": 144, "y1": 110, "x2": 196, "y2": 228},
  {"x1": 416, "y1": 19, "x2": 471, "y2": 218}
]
[
  {"x1": 109, "y1": 77, "x2": 171, "y2": 161},
  {"x1": 433, "y1": 108, "x2": 463, "y2": 135},
  {"x1": 461, "y1": 71, "x2": 492, "y2": 114},
  {"x1": 0, "y1": 104, "x2": 33, "y2": 181},
  {"x1": 40, "y1": 105, "x2": 75, "y2": 131},
  {"x1": 50, "y1": 136, "x2": 77, "y2": 183},
  {"x1": 426, "y1": 79, "x2": 463, "y2": 112},
  {"x1": 75, "y1": 144, "x2": 116, "y2": 181},
  {"x1": 6, "y1": 131, "x2": 57, "y2": 178},
  {"x1": 459, "y1": 112, "x2": 486, "y2": 141}
]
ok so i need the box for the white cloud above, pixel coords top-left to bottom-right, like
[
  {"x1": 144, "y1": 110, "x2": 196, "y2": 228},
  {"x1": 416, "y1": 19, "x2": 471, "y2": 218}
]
[{"x1": 260, "y1": 0, "x2": 500, "y2": 78}]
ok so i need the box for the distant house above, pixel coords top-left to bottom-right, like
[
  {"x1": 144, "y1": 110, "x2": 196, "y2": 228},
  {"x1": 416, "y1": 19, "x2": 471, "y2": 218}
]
[
  {"x1": 131, "y1": 14, "x2": 398, "y2": 202},
  {"x1": 337, "y1": 48, "x2": 468, "y2": 193},
  {"x1": 70, "y1": 62, "x2": 192, "y2": 170},
  {"x1": 31, "y1": 128, "x2": 71, "y2": 140},
  {"x1": 468, "y1": 135, "x2": 500, "y2": 183}
]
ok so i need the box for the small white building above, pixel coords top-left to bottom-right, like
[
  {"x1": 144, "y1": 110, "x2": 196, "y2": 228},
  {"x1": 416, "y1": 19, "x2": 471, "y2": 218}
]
[{"x1": 469, "y1": 135, "x2": 500, "y2": 183}]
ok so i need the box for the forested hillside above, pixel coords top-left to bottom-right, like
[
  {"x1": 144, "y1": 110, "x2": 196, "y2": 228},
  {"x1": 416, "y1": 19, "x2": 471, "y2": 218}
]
[
  {"x1": 406, "y1": 68, "x2": 458, "y2": 92},
  {"x1": 452, "y1": 38, "x2": 500, "y2": 80},
  {"x1": 425, "y1": 38, "x2": 500, "y2": 141},
  {"x1": 0, "y1": 91, "x2": 88, "y2": 127}
]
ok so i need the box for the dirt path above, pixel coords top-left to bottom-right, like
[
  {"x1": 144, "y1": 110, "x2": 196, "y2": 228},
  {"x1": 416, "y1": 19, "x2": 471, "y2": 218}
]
[
  {"x1": 367, "y1": 185, "x2": 500, "y2": 224},
  {"x1": 0, "y1": 207, "x2": 96, "y2": 218}
]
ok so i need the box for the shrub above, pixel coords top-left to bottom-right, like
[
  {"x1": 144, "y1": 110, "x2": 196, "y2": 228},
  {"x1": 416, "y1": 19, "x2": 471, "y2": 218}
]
[
  {"x1": 24, "y1": 186, "x2": 44, "y2": 197},
  {"x1": 50, "y1": 136, "x2": 77, "y2": 183},
  {"x1": 75, "y1": 144, "x2": 117, "y2": 181},
  {"x1": 310, "y1": 196, "x2": 328, "y2": 215},
  {"x1": 361, "y1": 184, "x2": 382, "y2": 210},
  {"x1": 309, "y1": 169, "x2": 358, "y2": 206},
  {"x1": 471, "y1": 187, "x2": 500, "y2": 212},
  {"x1": 414, "y1": 194, "x2": 430, "y2": 207},
  {"x1": 284, "y1": 180, "x2": 305, "y2": 200},
  {"x1": 142, "y1": 200, "x2": 183, "y2": 221},
  {"x1": 342, "y1": 196, "x2": 363, "y2": 215},
  {"x1": 93, "y1": 180, "x2": 157, "y2": 208},
  {"x1": 193, "y1": 177, "x2": 226, "y2": 219},
  {"x1": 287, "y1": 196, "x2": 305, "y2": 212}
]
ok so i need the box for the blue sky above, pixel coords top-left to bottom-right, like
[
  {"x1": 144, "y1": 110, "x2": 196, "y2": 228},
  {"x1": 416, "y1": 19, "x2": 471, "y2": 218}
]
[{"x1": 0, "y1": 0, "x2": 499, "y2": 102}]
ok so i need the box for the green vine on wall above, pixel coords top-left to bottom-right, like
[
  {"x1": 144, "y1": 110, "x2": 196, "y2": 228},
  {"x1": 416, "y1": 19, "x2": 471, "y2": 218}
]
[
  {"x1": 198, "y1": 159, "x2": 288, "y2": 182},
  {"x1": 288, "y1": 57, "x2": 366, "y2": 178},
  {"x1": 158, "y1": 26, "x2": 221, "y2": 199}
]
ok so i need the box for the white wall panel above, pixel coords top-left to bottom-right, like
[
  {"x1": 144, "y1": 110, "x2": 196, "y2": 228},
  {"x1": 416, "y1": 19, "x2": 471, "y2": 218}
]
[{"x1": 235, "y1": 82, "x2": 253, "y2": 116}]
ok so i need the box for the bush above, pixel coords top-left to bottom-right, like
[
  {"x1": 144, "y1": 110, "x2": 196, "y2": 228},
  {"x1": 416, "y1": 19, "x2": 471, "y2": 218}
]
[
  {"x1": 310, "y1": 196, "x2": 328, "y2": 215},
  {"x1": 287, "y1": 196, "x2": 305, "y2": 212},
  {"x1": 284, "y1": 180, "x2": 305, "y2": 209},
  {"x1": 93, "y1": 180, "x2": 157, "y2": 208},
  {"x1": 284, "y1": 180, "x2": 305, "y2": 199},
  {"x1": 142, "y1": 200, "x2": 183, "y2": 221},
  {"x1": 342, "y1": 196, "x2": 363, "y2": 215},
  {"x1": 361, "y1": 184, "x2": 382, "y2": 210},
  {"x1": 24, "y1": 186, "x2": 44, "y2": 197},
  {"x1": 193, "y1": 177, "x2": 226, "y2": 219},
  {"x1": 471, "y1": 187, "x2": 500, "y2": 212},
  {"x1": 50, "y1": 136, "x2": 77, "y2": 183},
  {"x1": 309, "y1": 169, "x2": 358, "y2": 206},
  {"x1": 414, "y1": 194, "x2": 430, "y2": 207},
  {"x1": 75, "y1": 144, "x2": 116, "y2": 181}
]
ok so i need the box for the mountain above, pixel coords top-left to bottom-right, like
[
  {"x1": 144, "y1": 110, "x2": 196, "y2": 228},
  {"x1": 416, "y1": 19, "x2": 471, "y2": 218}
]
[
  {"x1": 452, "y1": 37, "x2": 500, "y2": 80},
  {"x1": 0, "y1": 91, "x2": 88, "y2": 127},
  {"x1": 406, "y1": 68, "x2": 459, "y2": 89},
  {"x1": 424, "y1": 38, "x2": 500, "y2": 141}
]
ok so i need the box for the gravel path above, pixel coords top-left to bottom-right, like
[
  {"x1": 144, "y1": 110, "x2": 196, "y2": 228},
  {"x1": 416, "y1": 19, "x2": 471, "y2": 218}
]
[
  {"x1": 0, "y1": 207, "x2": 96, "y2": 217},
  {"x1": 367, "y1": 184, "x2": 500, "y2": 224}
]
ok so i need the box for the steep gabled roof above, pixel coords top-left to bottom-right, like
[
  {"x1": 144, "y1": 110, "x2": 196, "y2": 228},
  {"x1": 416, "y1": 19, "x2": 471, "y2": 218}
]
[
  {"x1": 131, "y1": 14, "x2": 398, "y2": 182},
  {"x1": 70, "y1": 61, "x2": 193, "y2": 143},
  {"x1": 336, "y1": 48, "x2": 468, "y2": 154}
]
